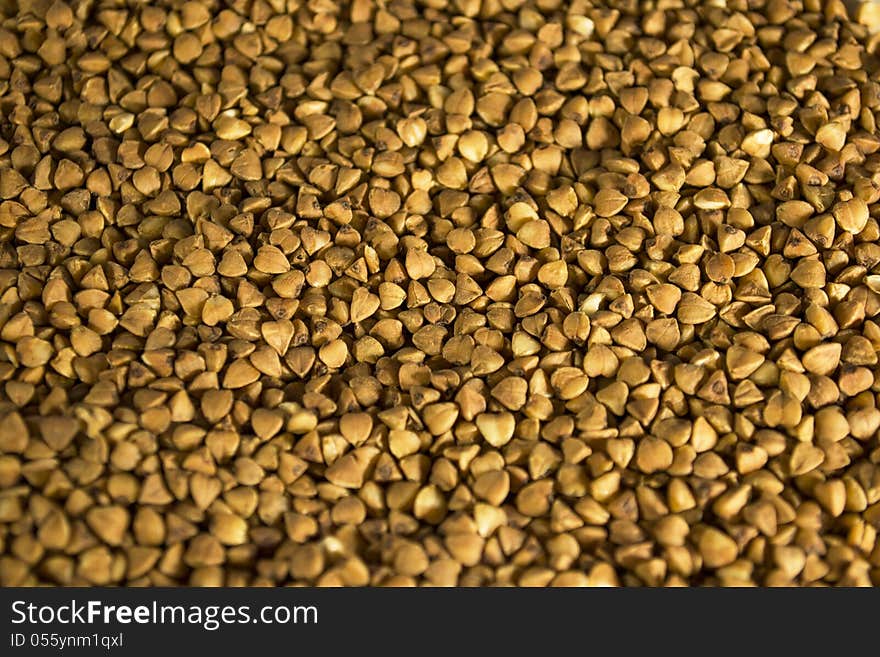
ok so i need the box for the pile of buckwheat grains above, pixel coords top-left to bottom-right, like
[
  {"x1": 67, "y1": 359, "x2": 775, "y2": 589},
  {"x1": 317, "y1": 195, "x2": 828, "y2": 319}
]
[{"x1": 2, "y1": 0, "x2": 880, "y2": 588}]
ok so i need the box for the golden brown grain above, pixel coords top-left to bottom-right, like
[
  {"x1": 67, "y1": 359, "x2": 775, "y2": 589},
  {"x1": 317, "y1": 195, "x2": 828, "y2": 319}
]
[{"x1": 1, "y1": 0, "x2": 880, "y2": 589}]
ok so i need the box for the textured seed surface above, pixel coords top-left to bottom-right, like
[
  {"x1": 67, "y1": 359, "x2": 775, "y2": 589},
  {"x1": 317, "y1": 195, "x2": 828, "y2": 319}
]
[{"x1": 1, "y1": 0, "x2": 880, "y2": 589}]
